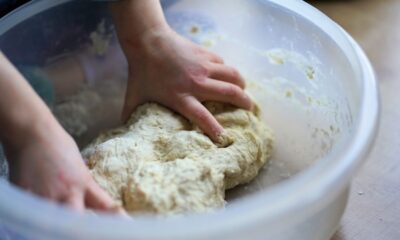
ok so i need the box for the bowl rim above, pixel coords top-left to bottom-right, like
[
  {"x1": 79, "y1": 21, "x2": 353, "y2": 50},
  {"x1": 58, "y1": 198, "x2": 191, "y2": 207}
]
[{"x1": 0, "y1": 0, "x2": 379, "y2": 238}]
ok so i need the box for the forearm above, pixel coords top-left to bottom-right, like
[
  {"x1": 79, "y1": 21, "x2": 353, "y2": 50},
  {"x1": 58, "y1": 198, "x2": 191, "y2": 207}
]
[
  {"x1": 111, "y1": 0, "x2": 169, "y2": 52},
  {"x1": 0, "y1": 52, "x2": 58, "y2": 149}
]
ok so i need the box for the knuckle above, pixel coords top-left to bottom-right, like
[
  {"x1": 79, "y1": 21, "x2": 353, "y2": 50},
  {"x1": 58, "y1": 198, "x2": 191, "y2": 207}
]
[
  {"x1": 191, "y1": 76, "x2": 207, "y2": 87},
  {"x1": 198, "y1": 62, "x2": 210, "y2": 76},
  {"x1": 176, "y1": 95, "x2": 191, "y2": 111},
  {"x1": 230, "y1": 68, "x2": 240, "y2": 79},
  {"x1": 186, "y1": 63, "x2": 209, "y2": 78},
  {"x1": 185, "y1": 64, "x2": 210, "y2": 89},
  {"x1": 216, "y1": 55, "x2": 224, "y2": 63}
]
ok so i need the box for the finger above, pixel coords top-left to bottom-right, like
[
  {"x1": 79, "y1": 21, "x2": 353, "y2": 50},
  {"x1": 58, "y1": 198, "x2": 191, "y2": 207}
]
[
  {"x1": 85, "y1": 179, "x2": 117, "y2": 212},
  {"x1": 190, "y1": 42, "x2": 224, "y2": 64},
  {"x1": 208, "y1": 64, "x2": 246, "y2": 89},
  {"x1": 205, "y1": 51, "x2": 224, "y2": 64},
  {"x1": 107, "y1": 205, "x2": 129, "y2": 217},
  {"x1": 62, "y1": 188, "x2": 85, "y2": 212},
  {"x1": 176, "y1": 96, "x2": 223, "y2": 142},
  {"x1": 195, "y1": 79, "x2": 253, "y2": 110},
  {"x1": 83, "y1": 158, "x2": 89, "y2": 166}
]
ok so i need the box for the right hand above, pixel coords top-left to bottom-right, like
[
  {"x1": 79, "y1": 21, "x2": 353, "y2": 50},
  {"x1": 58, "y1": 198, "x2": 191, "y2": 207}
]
[
  {"x1": 4, "y1": 118, "x2": 123, "y2": 213},
  {"x1": 120, "y1": 28, "x2": 253, "y2": 141},
  {"x1": 0, "y1": 52, "x2": 121, "y2": 213}
]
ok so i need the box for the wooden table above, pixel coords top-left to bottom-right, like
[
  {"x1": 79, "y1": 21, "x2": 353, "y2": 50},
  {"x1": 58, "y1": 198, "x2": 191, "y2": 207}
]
[{"x1": 309, "y1": 1, "x2": 400, "y2": 239}]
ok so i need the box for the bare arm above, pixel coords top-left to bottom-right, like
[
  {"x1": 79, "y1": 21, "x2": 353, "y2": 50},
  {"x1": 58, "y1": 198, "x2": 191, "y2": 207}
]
[
  {"x1": 0, "y1": 52, "x2": 53, "y2": 149},
  {"x1": 111, "y1": 0, "x2": 168, "y2": 45},
  {"x1": 0, "y1": 52, "x2": 120, "y2": 213}
]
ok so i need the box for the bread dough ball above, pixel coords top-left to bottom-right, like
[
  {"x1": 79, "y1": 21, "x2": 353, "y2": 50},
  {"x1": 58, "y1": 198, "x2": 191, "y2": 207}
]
[{"x1": 82, "y1": 102, "x2": 273, "y2": 214}]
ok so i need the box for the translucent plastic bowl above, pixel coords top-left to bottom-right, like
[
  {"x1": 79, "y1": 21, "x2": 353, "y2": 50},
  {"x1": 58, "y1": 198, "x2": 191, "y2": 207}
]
[{"x1": 0, "y1": 0, "x2": 379, "y2": 240}]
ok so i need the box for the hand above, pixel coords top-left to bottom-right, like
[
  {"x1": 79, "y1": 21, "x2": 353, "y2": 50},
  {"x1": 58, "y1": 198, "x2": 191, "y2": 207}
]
[
  {"x1": 121, "y1": 28, "x2": 253, "y2": 141},
  {"x1": 4, "y1": 119, "x2": 122, "y2": 213}
]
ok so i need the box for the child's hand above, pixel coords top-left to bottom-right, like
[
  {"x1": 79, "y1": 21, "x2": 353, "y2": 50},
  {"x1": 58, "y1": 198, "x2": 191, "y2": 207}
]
[
  {"x1": 112, "y1": 0, "x2": 252, "y2": 141},
  {"x1": 120, "y1": 28, "x2": 253, "y2": 141},
  {"x1": 5, "y1": 120, "x2": 121, "y2": 213}
]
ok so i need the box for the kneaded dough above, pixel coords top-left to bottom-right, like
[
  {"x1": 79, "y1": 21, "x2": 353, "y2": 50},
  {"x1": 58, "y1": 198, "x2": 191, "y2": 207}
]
[{"x1": 82, "y1": 102, "x2": 274, "y2": 214}]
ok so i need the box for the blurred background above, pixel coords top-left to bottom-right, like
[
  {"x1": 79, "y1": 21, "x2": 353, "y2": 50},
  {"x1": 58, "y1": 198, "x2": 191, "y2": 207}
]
[
  {"x1": 0, "y1": 0, "x2": 29, "y2": 18},
  {"x1": 310, "y1": 1, "x2": 400, "y2": 240},
  {"x1": 0, "y1": 0, "x2": 399, "y2": 239}
]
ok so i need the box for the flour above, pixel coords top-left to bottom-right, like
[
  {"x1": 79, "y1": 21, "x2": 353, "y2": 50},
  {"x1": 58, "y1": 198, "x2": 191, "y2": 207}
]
[
  {"x1": 82, "y1": 102, "x2": 274, "y2": 214},
  {"x1": 53, "y1": 90, "x2": 102, "y2": 137}
]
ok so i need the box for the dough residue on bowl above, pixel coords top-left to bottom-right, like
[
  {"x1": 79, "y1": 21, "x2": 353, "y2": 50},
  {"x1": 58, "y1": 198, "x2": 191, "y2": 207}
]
[{"x1": 82, "y1": 102, "x2": 274, "y2": 214}]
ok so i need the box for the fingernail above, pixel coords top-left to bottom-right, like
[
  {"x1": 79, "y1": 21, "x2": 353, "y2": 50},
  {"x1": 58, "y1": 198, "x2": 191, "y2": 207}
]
[
  {"x1": 249, "y1": 101, "x2": 254, "y2": 111},
  {"x1": 245, "y1": 95, "x2": 254, "y2": 111},
  {"x1": 215, "y1": 129, "x2": 224, "y2": 142}
]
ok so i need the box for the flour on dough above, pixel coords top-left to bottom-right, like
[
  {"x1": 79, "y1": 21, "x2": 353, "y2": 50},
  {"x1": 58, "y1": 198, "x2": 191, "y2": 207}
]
[{"x1": 82, "y1": 102, "x2": 274, "y2": 214}]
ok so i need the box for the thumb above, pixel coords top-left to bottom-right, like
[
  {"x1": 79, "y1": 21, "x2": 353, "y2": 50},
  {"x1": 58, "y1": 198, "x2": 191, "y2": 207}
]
[
  {"x1": 121, "y1": 80, "x2": 142, "y2": 123},
  {"x1": 85, "y1": 179, "x2": 122, "y2": 213},
  {"x1": 62, "y1": 188, "x2": 85, "y2": 212}
]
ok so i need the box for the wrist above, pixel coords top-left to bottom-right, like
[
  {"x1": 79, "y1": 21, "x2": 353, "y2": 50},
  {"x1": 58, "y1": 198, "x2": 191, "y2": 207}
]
[
  {"x1": 111, "y1": 0, "x2": 171, "y2": 55},
  {"x1": 121, "y1": 26, "x2": 176, "y2": 64},
  {"x1": 119, "y1": 24, "x2": 172, "y2": 54},
  {"x1": 111, "y1": 0, "x2": 169, "y2": 35},
  {"x1": 2, "y1": 108, "x2": 63, "y2": 154}
]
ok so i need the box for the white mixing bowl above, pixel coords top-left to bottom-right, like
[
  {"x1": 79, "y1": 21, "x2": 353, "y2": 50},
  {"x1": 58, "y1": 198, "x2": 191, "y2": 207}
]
[{"x1": 0, "y1": 0, "x2": 379, "y2": 239}]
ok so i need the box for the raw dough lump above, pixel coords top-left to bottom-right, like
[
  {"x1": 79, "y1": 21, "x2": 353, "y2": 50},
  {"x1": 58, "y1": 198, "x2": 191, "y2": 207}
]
[{"x1": 82, "y1": 102, "x2": 274, "y2": 214}]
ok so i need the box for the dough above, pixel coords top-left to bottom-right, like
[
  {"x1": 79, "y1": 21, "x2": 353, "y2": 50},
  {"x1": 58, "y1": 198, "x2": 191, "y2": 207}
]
[{"x1": 82, "y1": 102, "x2": 274, "y2": 214}]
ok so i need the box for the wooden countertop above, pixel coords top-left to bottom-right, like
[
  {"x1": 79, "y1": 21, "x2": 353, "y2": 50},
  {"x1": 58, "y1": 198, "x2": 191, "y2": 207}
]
[{"x1": 310, "y1": 1, "x2": 400, "y2": 239}]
